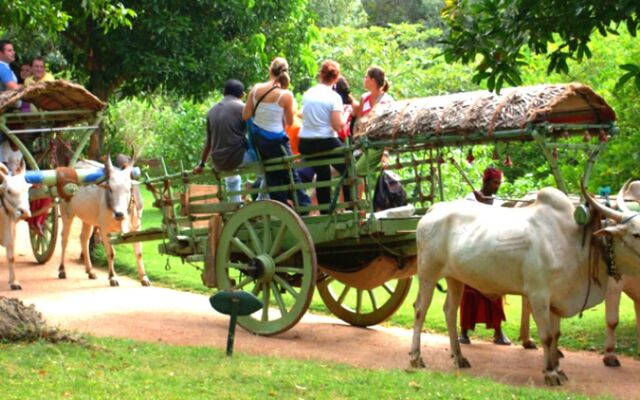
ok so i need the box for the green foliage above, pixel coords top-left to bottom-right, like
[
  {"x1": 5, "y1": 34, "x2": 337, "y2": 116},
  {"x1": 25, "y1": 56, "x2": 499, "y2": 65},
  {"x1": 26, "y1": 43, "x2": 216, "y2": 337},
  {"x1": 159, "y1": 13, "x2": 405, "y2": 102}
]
[
  {"x1": 0, "y1": 1, "x2": 135, "y2": 35},
  {"x1": 104, "y1": 93, "x2": 214, "y2": 167},
  {"x1": 308, "y1": 0, "x2": 368, "y2": 27},
  {"x1": 312, "y1": 24, "x2": 476, "y2": 99},
  {"x1": 362, "y1": 0, "x2": 445, "y2": 28},
  {"x1": 441, "y1": 0, "x2": 640, "y2": 92}
]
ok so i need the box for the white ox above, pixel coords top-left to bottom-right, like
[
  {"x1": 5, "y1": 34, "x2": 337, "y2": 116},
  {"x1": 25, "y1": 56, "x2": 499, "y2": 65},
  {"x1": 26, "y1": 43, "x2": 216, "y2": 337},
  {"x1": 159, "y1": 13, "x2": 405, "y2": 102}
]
[
  {"x1": 410, "y1": 184, "x2": 640, "y2": 386},
  {"x1": 59, "y1": 157, "x2": 149, "y2": 287},
  {"x1": 0, "y1": 160, "x2": 31, "y2": 290},
  {"x1": 517, "y1": 181, "x2": 640, "y2": 367}
]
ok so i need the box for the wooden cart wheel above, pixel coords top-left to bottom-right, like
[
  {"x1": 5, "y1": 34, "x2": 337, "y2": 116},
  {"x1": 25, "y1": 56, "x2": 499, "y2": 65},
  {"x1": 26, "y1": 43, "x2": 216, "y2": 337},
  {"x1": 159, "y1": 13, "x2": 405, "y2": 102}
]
[
  {"x1": 215, "y1": 200, "x2": 317, "y2": 336},
  {"x1": 30, "y1": 202, "x2": 59, "y2": 264},
  {"x1": 317, "y1": 275, "x2": 412, "y2": 327}
]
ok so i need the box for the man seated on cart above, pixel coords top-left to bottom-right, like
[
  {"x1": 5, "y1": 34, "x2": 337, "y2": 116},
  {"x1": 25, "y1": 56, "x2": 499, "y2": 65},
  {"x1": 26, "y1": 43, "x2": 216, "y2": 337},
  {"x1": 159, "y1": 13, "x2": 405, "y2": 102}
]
[{"x1": 194, "y1": 79, "x2": 254, "y2": 202}]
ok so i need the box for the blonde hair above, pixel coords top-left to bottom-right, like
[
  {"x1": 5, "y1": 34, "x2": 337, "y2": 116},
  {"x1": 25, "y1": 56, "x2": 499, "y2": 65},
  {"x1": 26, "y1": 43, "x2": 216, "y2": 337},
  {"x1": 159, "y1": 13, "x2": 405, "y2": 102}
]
[{"x1": 269, "y1": 57, "x2": 290, "y2": 89}]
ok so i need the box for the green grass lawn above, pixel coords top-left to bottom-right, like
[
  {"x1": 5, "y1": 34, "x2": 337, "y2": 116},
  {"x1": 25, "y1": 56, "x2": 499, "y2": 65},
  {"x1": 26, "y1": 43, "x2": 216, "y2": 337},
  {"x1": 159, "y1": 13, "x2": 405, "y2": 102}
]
[
  {"x1": 100, "y1": 187, "x2": 639, "y2": 359},
  {"x1": 0, "y1": 338, "x2": 605, "y2": 400}
]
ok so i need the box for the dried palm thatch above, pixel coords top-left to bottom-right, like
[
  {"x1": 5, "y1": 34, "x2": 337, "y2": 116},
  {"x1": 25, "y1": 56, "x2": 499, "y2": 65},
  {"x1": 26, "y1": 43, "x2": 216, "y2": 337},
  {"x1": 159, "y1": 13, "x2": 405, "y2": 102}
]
[
  {"x1": 0, "y1": 297, "x2": 83, "y2": 343},
  {"x1": 354, "y1": 83, "x2": 616, "y2": 141},
  {"x1": 0, "y1": 80, "x2": 105, "y2": 123}
]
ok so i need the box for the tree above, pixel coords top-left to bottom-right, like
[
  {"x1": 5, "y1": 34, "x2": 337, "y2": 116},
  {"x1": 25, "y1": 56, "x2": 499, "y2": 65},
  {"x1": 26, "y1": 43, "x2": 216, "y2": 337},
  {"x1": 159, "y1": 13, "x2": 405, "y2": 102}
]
[
  {"x1": 5, "y1": 1, "x2": 314, "y2": 155},
  {"x1": 362, "y1": 0, "x2": 445, "y2": 28},
  {"x1": 308, "y1": 0, "x2": 368, "y2": 27},
  {"x1": 55, "y1": 0, "x2": 313, "y2": 101},
  {"x1": 0, "y1": 1, "x2": 135, "y2": 37},
  {"x1": 441, "y1": 0, "x2": 640, "y2": 92}
]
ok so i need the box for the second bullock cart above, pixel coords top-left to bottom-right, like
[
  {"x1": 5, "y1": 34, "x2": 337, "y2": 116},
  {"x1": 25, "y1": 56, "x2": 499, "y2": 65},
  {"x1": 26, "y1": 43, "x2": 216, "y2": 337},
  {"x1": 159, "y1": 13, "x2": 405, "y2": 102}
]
[
  {"x1": 0, "y1": 81, "x2": 106, "y2": 263},
  {"x1": 118, "y1": 83, "x2": 617, "y2": 336}
]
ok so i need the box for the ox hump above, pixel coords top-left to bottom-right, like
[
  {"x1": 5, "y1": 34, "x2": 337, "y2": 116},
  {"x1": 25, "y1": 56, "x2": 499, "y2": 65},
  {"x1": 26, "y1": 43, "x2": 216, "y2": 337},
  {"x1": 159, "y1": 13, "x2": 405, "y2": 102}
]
[{"x1": 533, "y1": 187, "x2": 574, "y2": 212}]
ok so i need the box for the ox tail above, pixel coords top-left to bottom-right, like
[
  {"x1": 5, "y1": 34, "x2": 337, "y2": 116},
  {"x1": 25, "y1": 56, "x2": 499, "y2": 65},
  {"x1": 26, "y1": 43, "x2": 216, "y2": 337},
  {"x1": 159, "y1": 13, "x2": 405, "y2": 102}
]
[{"x1": 436, "y1": 281, "x2": 446, "y2": 293}]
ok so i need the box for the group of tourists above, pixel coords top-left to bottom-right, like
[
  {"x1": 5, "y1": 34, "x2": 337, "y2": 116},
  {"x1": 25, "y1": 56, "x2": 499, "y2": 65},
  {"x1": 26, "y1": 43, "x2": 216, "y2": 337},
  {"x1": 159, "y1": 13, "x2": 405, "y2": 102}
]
[
  {"x1": 196, "y1": 56, "x2": 510, "y2": 346},
  {"x1": 1, "y1": 40, "x2": 54, "y2": 95},
  {"x1": 195, "y1": 57, "x2": 392, "y2": 214}
]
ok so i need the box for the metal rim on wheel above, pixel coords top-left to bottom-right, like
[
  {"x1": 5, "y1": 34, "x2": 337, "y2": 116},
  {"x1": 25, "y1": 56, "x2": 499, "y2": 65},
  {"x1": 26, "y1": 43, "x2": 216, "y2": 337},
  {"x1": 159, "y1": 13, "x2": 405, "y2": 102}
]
[
  {"x1": 317, "y1": 275, "x2": 412, "y2": 327},
  {"x1": 215, "y1": 200, "x2": 317, "y2": 336},
  {"x1": 30, "y1": 201, "x2": 59, "y2": 264}
]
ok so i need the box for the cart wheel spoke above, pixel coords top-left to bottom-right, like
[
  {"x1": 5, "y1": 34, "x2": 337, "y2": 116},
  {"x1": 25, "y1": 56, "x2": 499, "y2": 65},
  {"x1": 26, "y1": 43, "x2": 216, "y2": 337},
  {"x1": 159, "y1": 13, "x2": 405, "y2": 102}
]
[
  {"x1": 273, "y1": 274, "x2": 299, "y2": 299},
  {"x1": 274, "y1": 266, "x2": 303, "y2": 274},
  {"x1": 252, "y1": 281, "x2": 262, "y2": 296},
  {"x1": 269, "y1": 223, "x2": 287, "y2": 257},
  {"x1": 271, "y1": 282, "x2": 288, "y2": 316},
  {"x1": 231, "y1": 237, "x2": 256, "y2": 259},
  {"x1": 273, "y1": 243, "x2": 301, "y2": 264},
  {"x1": 244, "y1": 221, "x2": 262, "y2": 255},
  {"x1": 261, "y1": 283, "x2": 270, "y2": 322},
  {"x1": 382, "y1": 282, "x2": 394, "y2": 295},
  {"x1": 227, "y1": 262, "x2": 250, "y2": 271},
  {"x1": 235, "y1": 275, "x2": 254, "y2": 290},
  {"x1": 336, "y1": 285, "x2": 350, "y2": 305},
  {"x1": 367, "y1": 290, "x2": 378, "y2": 311},
  {"x1": 262, "y1": 215, "x2": 272, "y2": 254},
  {"x1": 356, "y1": 289, "x2": 363, "y2": 313}
]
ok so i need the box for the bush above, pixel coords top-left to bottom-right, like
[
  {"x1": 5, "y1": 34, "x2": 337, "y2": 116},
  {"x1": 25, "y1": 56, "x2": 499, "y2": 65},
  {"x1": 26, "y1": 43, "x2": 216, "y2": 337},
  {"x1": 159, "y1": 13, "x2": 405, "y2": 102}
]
[{"x1": 104, "y1": 93, "x2": 217, "y2": 166}]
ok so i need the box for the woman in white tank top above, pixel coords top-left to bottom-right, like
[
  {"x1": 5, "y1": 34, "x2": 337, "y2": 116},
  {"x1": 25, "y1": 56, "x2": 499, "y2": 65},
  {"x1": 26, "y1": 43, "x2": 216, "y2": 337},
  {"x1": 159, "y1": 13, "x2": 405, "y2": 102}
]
[{"x1": 241, "y1": 57, "x2": 310, "y2": 208}]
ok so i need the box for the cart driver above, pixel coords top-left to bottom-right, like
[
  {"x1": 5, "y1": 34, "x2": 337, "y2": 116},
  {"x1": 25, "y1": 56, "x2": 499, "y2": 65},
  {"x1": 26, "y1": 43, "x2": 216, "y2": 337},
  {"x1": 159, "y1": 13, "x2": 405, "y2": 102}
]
[{"x1": 459, "y1": 166, "x2": 511, "y2": 346}]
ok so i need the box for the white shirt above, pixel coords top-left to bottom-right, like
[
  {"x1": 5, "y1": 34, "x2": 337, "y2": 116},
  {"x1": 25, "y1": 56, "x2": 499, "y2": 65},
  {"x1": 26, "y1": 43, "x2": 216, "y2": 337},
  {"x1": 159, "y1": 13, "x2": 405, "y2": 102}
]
[
  {"x1": 465, "y1": 191, "x2": 503, "y2": 207},
  {"x1": 253, "y1": 90, "x2": 286, "y2": 132},
  {"x1": 299, "y1": 84, "x2": 343, "y2": 139}
]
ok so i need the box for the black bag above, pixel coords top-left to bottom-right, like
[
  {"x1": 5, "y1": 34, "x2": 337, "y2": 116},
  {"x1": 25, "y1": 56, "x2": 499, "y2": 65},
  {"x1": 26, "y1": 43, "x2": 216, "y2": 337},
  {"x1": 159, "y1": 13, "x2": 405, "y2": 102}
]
[{"x1": 373, "y1": 170, "x2": 407, "y2": 211}]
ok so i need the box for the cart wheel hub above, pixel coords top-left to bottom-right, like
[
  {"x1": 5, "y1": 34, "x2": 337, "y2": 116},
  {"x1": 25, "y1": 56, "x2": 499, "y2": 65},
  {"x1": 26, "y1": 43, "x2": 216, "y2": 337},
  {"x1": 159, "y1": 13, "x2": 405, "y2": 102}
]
[{"x1": 248, "y1": 254, "x2": 275, "y2": 283}]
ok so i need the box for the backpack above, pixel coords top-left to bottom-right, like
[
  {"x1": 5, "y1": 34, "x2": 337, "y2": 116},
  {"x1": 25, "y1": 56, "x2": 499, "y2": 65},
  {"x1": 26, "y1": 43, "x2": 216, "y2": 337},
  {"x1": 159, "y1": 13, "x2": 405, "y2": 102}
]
[{"x1": 373, "y1": 170, "x2": 407, "y2": 211}]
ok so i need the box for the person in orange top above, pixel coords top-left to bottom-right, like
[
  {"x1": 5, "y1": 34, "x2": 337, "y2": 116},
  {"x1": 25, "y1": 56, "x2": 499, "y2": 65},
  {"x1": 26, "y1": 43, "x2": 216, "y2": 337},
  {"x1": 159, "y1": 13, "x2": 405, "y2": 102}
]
[{"x1": 285, "y1": 115, "x2": 301, "y2": 155}]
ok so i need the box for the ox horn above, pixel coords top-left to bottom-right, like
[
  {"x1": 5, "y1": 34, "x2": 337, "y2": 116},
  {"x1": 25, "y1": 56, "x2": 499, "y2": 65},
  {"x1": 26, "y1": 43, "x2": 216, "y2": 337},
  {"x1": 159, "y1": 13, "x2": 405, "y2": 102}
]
[
  {"x1": 581, "y1": 180, "x2": 623, "y2": 222},
  {"x1": 616, "y1": 178, "x2": 634, "y2": 214},
  {"x1": 105, "y1": 154, "x2": 113, "y2": 179},
  {"x1": 0, "y1": 162, "x2": 8, "y2": 181}
]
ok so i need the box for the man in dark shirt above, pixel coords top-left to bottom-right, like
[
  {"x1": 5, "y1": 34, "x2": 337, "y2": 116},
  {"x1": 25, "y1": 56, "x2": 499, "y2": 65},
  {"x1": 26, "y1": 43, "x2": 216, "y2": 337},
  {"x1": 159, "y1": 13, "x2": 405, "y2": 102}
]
[{"x1": 194, "y1": 79, "x2": 252, "y2": 202}]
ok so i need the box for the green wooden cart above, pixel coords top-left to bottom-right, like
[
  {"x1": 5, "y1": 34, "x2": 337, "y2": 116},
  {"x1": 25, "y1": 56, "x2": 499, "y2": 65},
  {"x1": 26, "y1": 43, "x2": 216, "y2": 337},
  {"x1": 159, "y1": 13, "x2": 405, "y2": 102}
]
[
  {"x1": 118, "y1": 83, "x2": 617, "y2": 336},
  {"x1": 0, "y1": 80, "x2": 106, "y2": 263}
]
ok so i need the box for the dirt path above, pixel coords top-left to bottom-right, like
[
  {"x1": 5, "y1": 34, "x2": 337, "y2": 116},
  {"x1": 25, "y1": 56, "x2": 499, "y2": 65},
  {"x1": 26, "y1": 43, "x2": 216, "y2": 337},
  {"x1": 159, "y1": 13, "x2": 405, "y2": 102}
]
[{"x1": 1, "y1": 221, "x2": 639, "y2": 399}]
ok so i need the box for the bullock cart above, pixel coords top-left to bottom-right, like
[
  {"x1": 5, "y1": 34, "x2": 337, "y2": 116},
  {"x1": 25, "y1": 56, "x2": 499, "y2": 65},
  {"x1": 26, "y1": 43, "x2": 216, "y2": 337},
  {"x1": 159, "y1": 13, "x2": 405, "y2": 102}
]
[
  {"x1": 117, "y1": 83, "x2": 617, "y2": 336},
  {"x1": 0, "y1": 80, "x2": 106, "y2": 263}
]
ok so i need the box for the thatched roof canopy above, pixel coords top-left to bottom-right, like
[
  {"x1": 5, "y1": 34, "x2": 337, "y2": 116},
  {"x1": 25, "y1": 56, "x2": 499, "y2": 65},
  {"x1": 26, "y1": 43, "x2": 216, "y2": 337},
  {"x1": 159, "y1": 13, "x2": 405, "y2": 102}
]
[
  {"x1": 0, "y1": 80, "x2": 105, "y2": 118},
  {"x1": 355, "y1": 83, "x2": 616, "y2": 141}
]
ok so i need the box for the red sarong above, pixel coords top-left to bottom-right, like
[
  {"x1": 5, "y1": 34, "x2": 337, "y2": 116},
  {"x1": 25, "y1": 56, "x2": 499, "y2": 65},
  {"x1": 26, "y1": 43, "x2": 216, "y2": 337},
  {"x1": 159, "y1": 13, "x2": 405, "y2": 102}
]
[
  {"x1": 459, "y1": 285, "x2": 506, "y2": 331},
  {"x1": 27, "y1": 198, "x2": 53, "y2": 233}
]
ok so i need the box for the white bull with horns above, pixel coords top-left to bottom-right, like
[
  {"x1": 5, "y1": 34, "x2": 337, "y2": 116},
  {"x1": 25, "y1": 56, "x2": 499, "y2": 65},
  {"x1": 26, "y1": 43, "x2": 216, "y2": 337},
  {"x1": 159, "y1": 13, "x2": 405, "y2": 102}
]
[
  {"x1": 410, "y1": 181, "x2": 640, "y2": 386},
  {"x1": 517, "y1": 180, "x2": 640, "y2": 367},
  {"x1": 59, "y1": 156, "x2": 149, "y2": 287},
  {"x1": 0, "y1": 160, "x2": 31, "y2": 290}
]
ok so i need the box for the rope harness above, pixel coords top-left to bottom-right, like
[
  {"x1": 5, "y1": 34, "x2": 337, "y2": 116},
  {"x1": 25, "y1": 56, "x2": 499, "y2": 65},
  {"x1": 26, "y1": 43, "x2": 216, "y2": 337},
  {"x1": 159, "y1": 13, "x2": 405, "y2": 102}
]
[{"x1": 579, "y1": 209, "x2": 639, "y2": 317}]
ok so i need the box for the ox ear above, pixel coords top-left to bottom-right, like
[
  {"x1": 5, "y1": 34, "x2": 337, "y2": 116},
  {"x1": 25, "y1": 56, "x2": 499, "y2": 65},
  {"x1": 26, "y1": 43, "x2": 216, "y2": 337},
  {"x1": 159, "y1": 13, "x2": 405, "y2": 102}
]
[{"x1": 593, "y1": 224, "x2": 627, "y2": 238}]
